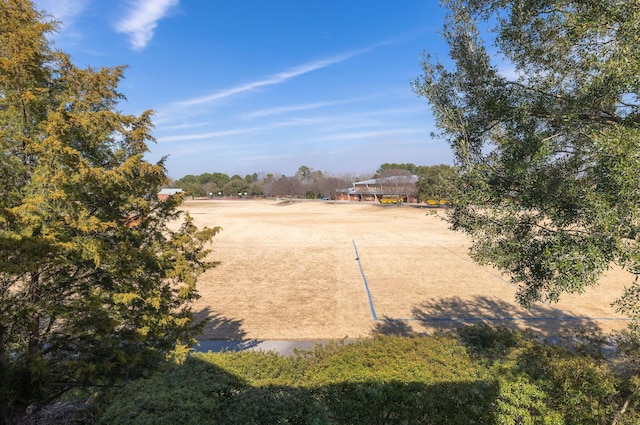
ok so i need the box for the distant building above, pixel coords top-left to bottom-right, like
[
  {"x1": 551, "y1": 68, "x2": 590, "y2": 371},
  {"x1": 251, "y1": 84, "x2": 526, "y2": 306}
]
[
  {"x1": 157, "y1": 188, "x2": 183, "y2": 201},
  {"x1": 336, "y1": 175, "x2": 418, "y2": 203}
]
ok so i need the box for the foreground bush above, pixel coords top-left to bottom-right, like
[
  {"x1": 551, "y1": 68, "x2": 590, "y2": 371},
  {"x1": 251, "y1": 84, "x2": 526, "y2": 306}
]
[{"x1": 99, "y1": 331, "x2": 639, "y2": 424}]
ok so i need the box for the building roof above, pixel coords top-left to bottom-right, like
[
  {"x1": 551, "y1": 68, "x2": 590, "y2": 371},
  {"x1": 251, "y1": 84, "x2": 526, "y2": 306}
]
[
  {"x1": 336, "y1": 175, "x2": 418, "y2": 195},
  {"x1": 353, "y1": 175, "x2": 418, "y2": 186},
  {"x1": 158, "y1": 188, "x2": 183, "y2": 195}
]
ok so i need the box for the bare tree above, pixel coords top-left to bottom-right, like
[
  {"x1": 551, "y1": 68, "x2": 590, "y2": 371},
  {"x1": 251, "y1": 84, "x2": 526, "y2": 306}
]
[
  {"x1": 272, "y1": 176, "x2": 303, "y2": 198},
  {"x1": 320, "y1": 176, "x2": 350, "y2": 199}
]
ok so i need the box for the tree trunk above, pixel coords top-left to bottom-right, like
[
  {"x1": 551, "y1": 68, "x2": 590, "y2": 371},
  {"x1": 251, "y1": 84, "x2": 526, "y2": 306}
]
[{"x1": 28, "y1": 272, "x2": 41, "y2": 357}]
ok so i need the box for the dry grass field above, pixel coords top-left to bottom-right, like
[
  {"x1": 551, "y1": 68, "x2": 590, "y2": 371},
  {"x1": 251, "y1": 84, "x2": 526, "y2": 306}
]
[{"x1": 182, "y1": 199, "x2": 631, "y2": 341}]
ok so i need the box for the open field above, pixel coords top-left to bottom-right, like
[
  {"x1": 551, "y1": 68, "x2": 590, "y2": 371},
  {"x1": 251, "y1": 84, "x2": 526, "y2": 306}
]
[{"x1": 183, "y1": 199, "x2": 631, "y2": 341}]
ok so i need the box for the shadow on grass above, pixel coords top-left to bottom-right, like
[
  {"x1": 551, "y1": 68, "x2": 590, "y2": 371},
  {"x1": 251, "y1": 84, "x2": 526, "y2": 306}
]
[
  {"x1": 372, "y1": 316, "x2": 415, "y2": 336},
  {"x1": 373, "y1": 295, "x2": 603, "y2": 337},
  {"x1": 193, "y1": 308, "x2": 262, "y2": 352}
]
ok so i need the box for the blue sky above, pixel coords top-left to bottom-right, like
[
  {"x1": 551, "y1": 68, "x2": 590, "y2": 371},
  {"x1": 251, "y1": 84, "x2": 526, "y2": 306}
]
[{"x1": 34, "y1": 0, "x2": 453, "y2": 180}]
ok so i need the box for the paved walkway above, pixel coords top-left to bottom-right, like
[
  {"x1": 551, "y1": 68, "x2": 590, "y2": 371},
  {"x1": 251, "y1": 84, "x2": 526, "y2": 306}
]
[
  {"x1": 194, "y1": 340, "x2": 343, "y2": 356},
  {"x1": 194, "y1": 337, "x2": 621, "y2": 359}
]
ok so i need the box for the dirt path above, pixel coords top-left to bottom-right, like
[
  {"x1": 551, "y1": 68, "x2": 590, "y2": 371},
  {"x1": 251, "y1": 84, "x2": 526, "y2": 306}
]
[{"x1": 183, "y1": 199, "x2": 630, "y2": 340}]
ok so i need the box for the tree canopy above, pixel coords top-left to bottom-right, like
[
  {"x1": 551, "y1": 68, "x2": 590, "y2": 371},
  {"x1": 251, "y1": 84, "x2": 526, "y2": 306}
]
[
  {"x1": 0, "y1": 1, "x2": 218, "y2": 422},
  {"x1": 375, "y1": 163, "x2": 419, "y2": 177},
  {"x1": 413, "y1": 0, "x2": 640, "y2": 324},
  {"x1": 415, "y1": 164, "x2": 459, "y2": 201}
]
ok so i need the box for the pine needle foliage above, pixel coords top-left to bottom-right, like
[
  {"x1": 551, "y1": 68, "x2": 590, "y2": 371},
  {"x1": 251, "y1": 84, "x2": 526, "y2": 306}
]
[{"x1": 0, "y1": 1, "x2": 219, "y2": 423}]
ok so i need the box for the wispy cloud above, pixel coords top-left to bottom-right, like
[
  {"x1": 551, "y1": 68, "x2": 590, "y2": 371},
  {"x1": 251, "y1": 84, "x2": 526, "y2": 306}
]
[
  {"x1": 243, "y1": 101, "x2": 344, "y2": 119},
  {"x1": 115, "y1": 0, "x2": 179, "y2": 50},
  {"x1": 35, "y1": 0, "x2": 90, "y2": 30},
  {"x1": 176, "y1": 43, "x2": 385, "y2": 107},
  {"x1": 242, "y1": 96, "x2": 375, "y2": 119},
  {"x1": 160, "y1": 122, "x2": 210, "y2": 131},
  {"x1": 158, "y1": 118, "x2": 320, "y2": 143},
  {"x1": 159, "y1": 128, "x2": 257, "y2": 143},
  {"x1": 321, "y1": 128, "x2": 424, "y2": 141}
]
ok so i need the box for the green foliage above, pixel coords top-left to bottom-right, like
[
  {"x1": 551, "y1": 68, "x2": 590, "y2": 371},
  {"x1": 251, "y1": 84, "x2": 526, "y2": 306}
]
[
  {"x1": 498, "y1": 344, "x2": 620, "y2": 424},
  {"x1": 97, "y1": 357, "x2": 239, "y2": 425},
  {"x1": 174, "y1": 174, "x2": 208, "y2": 197},
  {"x1": 457, "y1": 324, "x2": 526, "y2": 360},
  {"x1": 223, "y1": 176, "x2": 249, "y2": 196},
  {"x1": 299, "y1": 335, "x2": 478, "y2": 385},
  {"x1": 98, "y1": 353, "x2": 327, "y2": 425},
  {"x1": 100, "y1": 332, "x2": 640, "y2": 424},
  {"x1": 413, "y1": 0, "x2": 640, "y2": 321},
  {"x1": 175, "y1": 172, "x2": 232, "y2": 197},
  {"x1": 0, "y1": 1, "x2": 219, "y2": 422},
  {"x1": 492, "y1": 376, "x2": 562, "y2": 425},
  {"x1": 460, "y1": 325, "x2": 623, "y2": 424},
  {"x1": 375, "y1": 163, "x2": 418, "y2": 176},
  {"x1": 100, "y1": 336, "x2": 495, "y2": 424},
  {"x1": 414, "y1": 164, "x2": 459, "y2": 201}
]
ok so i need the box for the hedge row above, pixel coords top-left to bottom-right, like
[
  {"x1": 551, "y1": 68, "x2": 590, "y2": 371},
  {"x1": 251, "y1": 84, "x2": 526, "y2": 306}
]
[{"x1": 98, "y1": 328, "x2": 640, "y2": 424}]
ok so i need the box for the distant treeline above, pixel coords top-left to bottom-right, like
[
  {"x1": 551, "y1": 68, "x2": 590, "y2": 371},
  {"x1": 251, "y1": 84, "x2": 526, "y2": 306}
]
[{"x1": 173, "y1": 163, "x2": 458, "y2": 201}]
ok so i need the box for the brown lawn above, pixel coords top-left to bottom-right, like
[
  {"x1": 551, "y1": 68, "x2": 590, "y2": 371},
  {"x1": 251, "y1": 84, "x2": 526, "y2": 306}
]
[{"x1": 181, "y1": 199, "x2": 631, "y2": 340}]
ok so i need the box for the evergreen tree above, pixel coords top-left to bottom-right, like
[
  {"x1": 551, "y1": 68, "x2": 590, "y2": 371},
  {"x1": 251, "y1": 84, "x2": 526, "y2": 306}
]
[
  {"x1": 414, "y1": 1, "x2": 640, "y2": 321},
  {"x1": 0, "y1": 1, "x2": 219, "y2": 422},
  {"x1": 375, "y1": 163, "x2": 417, "y2": 177},
  {"x1": 415, "y1": 164, "x2": 458, "y2": 201}
]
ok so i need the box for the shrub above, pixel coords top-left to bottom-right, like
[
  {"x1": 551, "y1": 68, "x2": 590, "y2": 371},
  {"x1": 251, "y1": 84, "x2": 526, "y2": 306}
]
[{"x1": 99, "y1": 332, "x2": 639, "y2": 424}]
